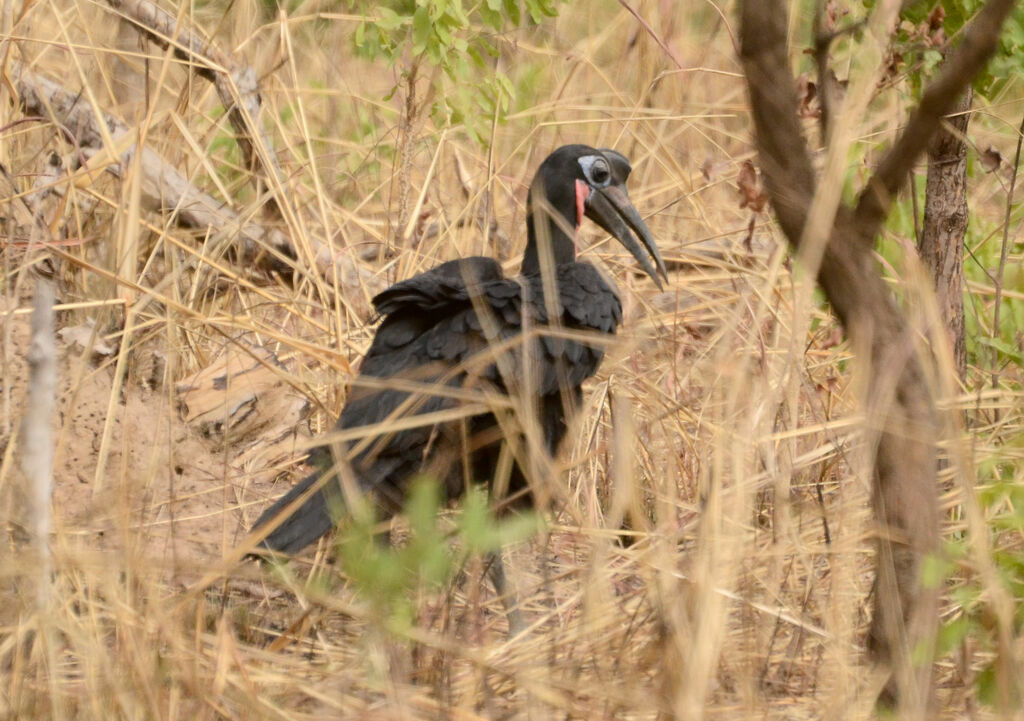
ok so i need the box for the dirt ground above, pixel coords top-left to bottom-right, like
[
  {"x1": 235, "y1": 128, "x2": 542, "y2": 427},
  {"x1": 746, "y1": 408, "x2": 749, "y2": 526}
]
[{"x1": 2, "y1": 273, "x2": 314, "y2": 581}]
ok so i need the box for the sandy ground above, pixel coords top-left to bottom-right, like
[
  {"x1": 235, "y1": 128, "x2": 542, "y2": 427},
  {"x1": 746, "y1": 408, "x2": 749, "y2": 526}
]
[{"x1": 2, "y1": 275, "x2": 313, "y2": 583}]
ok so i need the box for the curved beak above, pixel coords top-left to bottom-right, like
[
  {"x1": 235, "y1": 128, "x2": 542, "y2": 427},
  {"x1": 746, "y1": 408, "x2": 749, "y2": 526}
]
[{"x1": 584, "y1": 184, "x2": 668, "y2": 290}]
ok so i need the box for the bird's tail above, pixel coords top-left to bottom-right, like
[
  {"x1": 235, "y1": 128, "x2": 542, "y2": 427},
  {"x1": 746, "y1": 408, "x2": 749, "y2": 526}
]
[{"x1": 250, "y1": 468, "x2": 340, "y2": 554}]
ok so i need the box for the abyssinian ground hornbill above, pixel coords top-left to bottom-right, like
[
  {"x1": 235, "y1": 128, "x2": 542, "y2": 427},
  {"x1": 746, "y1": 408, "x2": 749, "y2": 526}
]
[{"x1": 251, "y1": 145, "x2": 666, "y2": 620}]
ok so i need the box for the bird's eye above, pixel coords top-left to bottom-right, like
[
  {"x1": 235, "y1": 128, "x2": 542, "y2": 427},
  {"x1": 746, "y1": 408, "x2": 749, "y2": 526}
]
[{"x1": 579, "y1": 155, "x2": 612, "y2": 187}]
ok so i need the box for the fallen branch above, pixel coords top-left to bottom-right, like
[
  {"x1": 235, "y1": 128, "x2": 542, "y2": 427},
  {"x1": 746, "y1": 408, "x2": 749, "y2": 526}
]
[
  {"x1": 105, "y1": 0, "x2": 285, "y2": 213},
  {"x1": 11, "y1": 63, "x2": 295, "y2": 273}
]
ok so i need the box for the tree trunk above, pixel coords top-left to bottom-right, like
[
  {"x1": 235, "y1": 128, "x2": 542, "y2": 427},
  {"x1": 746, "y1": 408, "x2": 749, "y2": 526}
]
[
  {"x1": 920, "y1": 88, "x2": 972, "y2": 382},
  {"x1": 737, "y1": 0, "x2": 1014, "y2": 713}
]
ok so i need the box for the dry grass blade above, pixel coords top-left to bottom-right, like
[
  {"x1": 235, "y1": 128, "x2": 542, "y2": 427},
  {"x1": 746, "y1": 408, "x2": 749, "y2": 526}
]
[{"x1": 0, "y1": 1, "x2": 1021, "y2": 720}]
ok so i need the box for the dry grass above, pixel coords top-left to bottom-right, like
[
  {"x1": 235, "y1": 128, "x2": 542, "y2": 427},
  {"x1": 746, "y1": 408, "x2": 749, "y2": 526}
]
[{"x1": 1, "y1": 0, "x2": 1022, "y2": 719}]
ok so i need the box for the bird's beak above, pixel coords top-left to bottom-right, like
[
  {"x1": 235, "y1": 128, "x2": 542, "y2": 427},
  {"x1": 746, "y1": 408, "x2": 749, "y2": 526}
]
[{"x1": 584, "y1": 184, "x2": 668, "y2": 290}]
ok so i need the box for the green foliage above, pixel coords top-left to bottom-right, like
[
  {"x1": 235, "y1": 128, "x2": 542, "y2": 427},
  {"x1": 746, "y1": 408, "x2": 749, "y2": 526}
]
[
  {"x1": 960, "y1": 204, "x2": 1024, "y2": 369},
  {"x1": 458, "y1": 484, "x2": 543, "y2": 551},
  {"x1": 922, "y1": 0, "x2": 1024, "y2": 97},
  {"x1": 333, "y1": 476, "x2": 541, "y2": 630},
  {"x1": 875, "y1": 152, "x2": 1023, "y2": 377},
  {"x1": 351, "y1": 0, "x2": 564, "y2": 141},
  {"x1": 873, "y1": 0, "x2": 1024, "y2": 97},
  {"x1": 933, "y1": 456, "x2": 1024, "y2": 707}
]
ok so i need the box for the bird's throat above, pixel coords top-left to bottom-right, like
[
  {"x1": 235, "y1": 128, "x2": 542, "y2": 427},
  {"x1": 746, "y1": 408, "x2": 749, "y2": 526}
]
[
  {"x1": 521, "y1": 183, "x2": 584, "y2": 276},
  {"x1": 574, "y1": 179, "x2": 589, "y2": 259}
]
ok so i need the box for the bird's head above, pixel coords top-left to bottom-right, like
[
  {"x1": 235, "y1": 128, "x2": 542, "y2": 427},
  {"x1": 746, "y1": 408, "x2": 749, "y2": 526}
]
[{"x1": 524, "y1": 144, "x2": 667, "y2": 289}]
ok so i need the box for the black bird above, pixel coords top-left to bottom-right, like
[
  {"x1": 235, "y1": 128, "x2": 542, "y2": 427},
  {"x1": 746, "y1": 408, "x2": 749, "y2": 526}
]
[{"x1": 251, "y1": 145, "x2": 666, "y2": 593}]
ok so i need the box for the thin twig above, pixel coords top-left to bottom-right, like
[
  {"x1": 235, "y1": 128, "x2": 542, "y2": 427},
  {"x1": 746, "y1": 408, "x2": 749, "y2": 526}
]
[
  {"x1": 105, "y1": 0, "x2": 285, "y2": 211},
  {"x1": 990, "y1": 110, "x2": 1024, "y2": 396},
  {"x1": 812, "y1": 7, "x2": 866, "y2": 141},
  {"x1": 11, "y1": 63, "x2": 297, "y2": 273},
  {"x1": 617, "y1": 0, "x2": 685, "y2": 69}
]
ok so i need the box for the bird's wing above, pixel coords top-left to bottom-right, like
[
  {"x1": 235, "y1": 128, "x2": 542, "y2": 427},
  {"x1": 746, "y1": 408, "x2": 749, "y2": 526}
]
[
  {"x1": 361, "y1": 257, "x2": 505, "y2": 371},
  {"x1": 334, "y1": 258, "x2": 520, "y2": 492},
  {"x1": 253, "y1": 261, "x2": 623, "y2": 552},
  {"x1": 372, "y1": 256, "x2": 505, "y2": 316},
  {"x1": 514, "y1": 262, "x2": 623, "y2": 396},
  {"x1": 347, "y1": 260, "x2": 622, "y2": 445}
]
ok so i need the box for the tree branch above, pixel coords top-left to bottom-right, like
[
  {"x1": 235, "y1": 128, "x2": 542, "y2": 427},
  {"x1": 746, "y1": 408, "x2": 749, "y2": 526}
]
[
  {"x1": 855, "y1": 0, "x2": 1017, "y2": 235},
  {"x1": 738, "y1": 0, "x2": 818, "y2": 246}
]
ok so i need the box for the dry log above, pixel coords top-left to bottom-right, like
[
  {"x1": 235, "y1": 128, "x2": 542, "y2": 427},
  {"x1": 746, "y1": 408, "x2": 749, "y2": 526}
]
[
  {"x1": 105, "y1": 0, "x2": 284, "y2": 205},
  {"x1": 10, "y1": 63, "x2": 382, "y2": 301},
  {"x1": 11, "y1": 63, "x2": 295, "y2": 273}
]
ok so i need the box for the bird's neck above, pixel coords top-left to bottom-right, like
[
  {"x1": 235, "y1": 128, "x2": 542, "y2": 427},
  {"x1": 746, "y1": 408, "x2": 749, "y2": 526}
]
[{"x1": 521, "y1": 194, "x2": 578, "y2": 277}]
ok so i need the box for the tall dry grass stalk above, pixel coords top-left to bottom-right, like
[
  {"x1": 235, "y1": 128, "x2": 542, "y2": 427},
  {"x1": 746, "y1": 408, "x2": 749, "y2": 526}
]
[{"x1": 0, "y1": 0, "x2": 1021, "y2": 719}]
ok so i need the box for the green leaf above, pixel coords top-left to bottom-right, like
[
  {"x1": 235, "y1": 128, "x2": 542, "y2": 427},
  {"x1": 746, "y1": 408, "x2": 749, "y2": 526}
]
[
  {"x1": 425, "y1": 36, "x2": 443, "y2": 64},
  {"x1": 457, "y1": 487, "x2": 541, "y2": 552},
  {"x1": 480, "y1": 3, "x2": 502, "y2": 30},
  {"x1": 977, "y1": 336, "x2": 1023, "y2": 364},
  {"x1": 414, "y1": 542, "x2": 450, "y2": 586},
  {"x1": 493, "y1": 512, "x2": 542, "y2": 546},
  {"x1": 495, "y1": 71, "x2": 515, "y2": 112},
  {"x1": 458, "y1": 488, "x2": 491, "y2": 549},
  {"x1": 376, "y1": 6, "x2": 405, "y2": 31},
  {"x1": 976, "y1": 663, "x2": 999, "y2": 706},
  {"x1": 412, "y1": 5, "x2": 432, "y2": 53},
  {"x1": 919, "y1": 551, "x2": 952, "y2": 589},
  {"x1": 479, "y1": 36, "x2": 499, "y2": 58},
  {"x1": 446, "y1": 0, "x2": 469, "y2": 25},
  {"x1": 525, "y1": 0, "x2": 541, "y2": 23},
  {"x1": 451, "y1": 51, "x2": 469, "y2": 79},
  {"x1": 406, "y1": 477, "x2": 441, "y2": 534},
  {"x1": 537, "y1": 0, "x2": 558, "y2": 17},
  {"x1": 435, "y1": 18, "x2": 452, "y2": 45},
  {"x1": 935, "y1": 615, "x2": 971, "y2": 656},
  {"x1": 503, "y1": 0, "x2": 521, "y2": 25},
  {"x1": 921, "y1": 48, "x2": 943, "y2": 75}
]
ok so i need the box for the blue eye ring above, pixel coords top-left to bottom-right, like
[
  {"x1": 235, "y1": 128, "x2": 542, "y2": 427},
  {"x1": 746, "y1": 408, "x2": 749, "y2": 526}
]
[{"x1": 578, "y1": 155, "x2": 611, "y2": 187}]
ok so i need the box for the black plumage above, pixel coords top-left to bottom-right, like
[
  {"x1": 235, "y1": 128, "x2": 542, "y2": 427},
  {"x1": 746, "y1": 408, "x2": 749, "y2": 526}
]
[{"x1": 251, "y1": 144, "x2": 666, "y2": 557}]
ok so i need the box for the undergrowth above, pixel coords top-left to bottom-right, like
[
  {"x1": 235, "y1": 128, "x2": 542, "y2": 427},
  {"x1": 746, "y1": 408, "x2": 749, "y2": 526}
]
[{"x1": 0, "y1": 1, "x2": 1022, "y2": 719}]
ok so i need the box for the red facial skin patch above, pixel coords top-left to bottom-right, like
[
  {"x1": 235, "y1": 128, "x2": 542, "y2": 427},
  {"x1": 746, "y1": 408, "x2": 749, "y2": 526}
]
[{"x1": 574, "y1": 179, "x2": 590, "y2": 258}]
